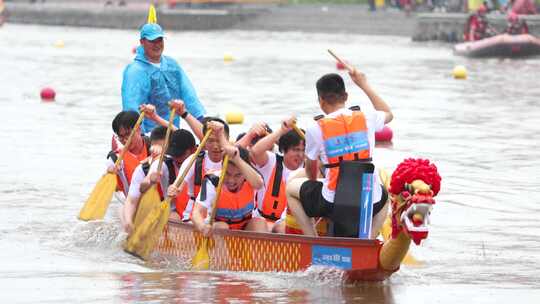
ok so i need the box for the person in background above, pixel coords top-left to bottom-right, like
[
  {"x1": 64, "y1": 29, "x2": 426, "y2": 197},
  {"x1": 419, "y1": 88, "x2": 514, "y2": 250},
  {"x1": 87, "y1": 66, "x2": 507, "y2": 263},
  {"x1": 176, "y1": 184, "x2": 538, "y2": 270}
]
[
  {"x1": 467, "y1": 5, "x2": 498, "y2": 41},
  {"x1": 505, "y1": 11, "x2": 530, "y2": 34},
  {"x1": 122, "y1": 23, "x2": 206, "y2": 134}
]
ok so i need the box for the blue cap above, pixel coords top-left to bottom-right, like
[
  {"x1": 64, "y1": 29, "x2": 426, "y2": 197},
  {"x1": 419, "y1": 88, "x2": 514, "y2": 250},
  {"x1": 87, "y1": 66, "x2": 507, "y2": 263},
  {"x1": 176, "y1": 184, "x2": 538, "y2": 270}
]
[{"x1": 140, "y1": 23, "x2": 164, "y2": 41}]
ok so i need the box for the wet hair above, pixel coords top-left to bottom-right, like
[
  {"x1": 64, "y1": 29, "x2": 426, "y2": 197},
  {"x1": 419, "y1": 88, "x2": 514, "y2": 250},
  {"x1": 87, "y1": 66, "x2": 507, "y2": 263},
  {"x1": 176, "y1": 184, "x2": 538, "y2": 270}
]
[
  {"x1": 316, "y1": 73, "x2": 347, "y2": 104},
  {"x1": 278, "y1": 129, "x2": 305, "y2": 153},
  {"x1": 112, "y1": 111, "x2": 140, "y2": 135},
  {"x1": 201, "y1": 116, "x2": 229, "y2": 138},
  {"x1": 150, "y1": 126, "x2": 167, "y2": 142},
  {"x1": 167, "y1": 129, "x2": 196, "y2": 158}
]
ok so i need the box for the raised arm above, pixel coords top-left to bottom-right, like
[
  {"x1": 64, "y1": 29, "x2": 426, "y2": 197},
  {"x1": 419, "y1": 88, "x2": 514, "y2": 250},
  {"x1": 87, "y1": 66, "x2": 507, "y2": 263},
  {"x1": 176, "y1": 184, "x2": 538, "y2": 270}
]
[
  {"x1": 170, "y1": 99, "x2": 204, "y2": 140},
  {"x1": 235, "y1": 122, "x2": 268, "y2": 149},
  {"x1": 140, "y1": 104, "x2": 173, "y2": 129},
  {"x1": 250, "y1": 117, "x2": 296, "y2": 167},
  {"x1": 348, "y1": 68, "x2": 393, "y2": 124},
  {"x1": 225, "y1": 145, "x2": 264, "y2": 190}
]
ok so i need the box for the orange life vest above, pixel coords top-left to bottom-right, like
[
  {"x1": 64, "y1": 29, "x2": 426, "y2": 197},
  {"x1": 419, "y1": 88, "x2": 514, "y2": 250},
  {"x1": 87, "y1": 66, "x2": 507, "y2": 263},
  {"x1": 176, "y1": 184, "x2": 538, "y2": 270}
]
[
  {"x1": 317, "y1": 110, "x2": 371, "y2": 191},
  {"x1": 175, "y1": 151, "x2": 206, "y2": 219},
  {"x1": 108, "y1": 137, "x2": 149, "y2": 195},
  {"x1": 202, "y1": 174, "x2": 255, "y2": 230},
  {"x1": 258, "y1": 155, "x2": 287, "y2": 222}
]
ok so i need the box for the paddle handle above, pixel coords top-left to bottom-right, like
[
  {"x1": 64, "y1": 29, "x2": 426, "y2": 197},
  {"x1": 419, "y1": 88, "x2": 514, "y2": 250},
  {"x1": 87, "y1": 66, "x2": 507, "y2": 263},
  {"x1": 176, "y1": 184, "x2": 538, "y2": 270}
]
[
  {"x1": 327, "y1": 49, "x2": 353, "y2": 72},
  {"x1": 292, "y1": 124, "x2": 305, "y2": 140},
  {"x1": 169, "y1": 129, "x2": 213, "y2": 192},
  {"x1": 156, "y1": 108, "x2": 177, "y2": 173},
  {"x1": 207, "y1": 154, "x2": 230, "y2": 226},
  {"x1": 115, "y1": 112, "x2": 146, "y2": 166}
]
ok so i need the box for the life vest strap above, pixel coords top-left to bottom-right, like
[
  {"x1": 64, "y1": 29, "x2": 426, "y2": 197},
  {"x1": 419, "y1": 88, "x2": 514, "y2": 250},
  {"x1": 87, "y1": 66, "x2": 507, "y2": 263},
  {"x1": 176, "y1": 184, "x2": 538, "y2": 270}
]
[
  {"x1": 142, "y1": 160, "x2": 151, "y2": 176},
  {"x1": 164, "y1": 156, "x2": 176, "y2": 186},
  {"x1": 271, "y1": 155, "x2": 284, "y2": 197},
  {"x1": 107, "y1": 150, "x2": 118, "y2": 163},
  {"x1": 324, "y1": 157, "x2": 372, "y2": 168},
  {"x1": 200, "y1": 174, "x2": 219, "y2": 202},
  {"x1": 215, "y1": 215, "x2": 251, "y2": 225},
  {"x1": 193, "y1": 151, "x2": 205, "y2": 186},
  {"x1": 258, "y1": 209, "x2": 280, "y2": 222}
]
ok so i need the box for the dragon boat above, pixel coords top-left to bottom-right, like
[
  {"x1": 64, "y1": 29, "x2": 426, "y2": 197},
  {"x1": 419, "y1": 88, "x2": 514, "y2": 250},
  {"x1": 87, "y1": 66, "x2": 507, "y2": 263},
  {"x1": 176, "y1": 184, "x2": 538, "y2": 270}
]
[
  {"x1": 454, "y1": 34, "x2": 540, "y2": 58},
  {"x1": 152, "y1": 158, "x2": 441, "y2": 282}
]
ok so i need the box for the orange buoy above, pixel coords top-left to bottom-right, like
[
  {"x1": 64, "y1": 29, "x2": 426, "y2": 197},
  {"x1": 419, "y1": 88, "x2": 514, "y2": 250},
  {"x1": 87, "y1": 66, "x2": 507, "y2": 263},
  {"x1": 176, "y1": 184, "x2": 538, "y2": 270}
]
[
  {"x1": 375, "y1": 125, "x2": 393, "y2": 142},
  {"x1": 40, "y1": 87, "x2": 56, "y2": 101},
  {"x1": 336, "y1": 61, "x2": 346, "y2": 70}
]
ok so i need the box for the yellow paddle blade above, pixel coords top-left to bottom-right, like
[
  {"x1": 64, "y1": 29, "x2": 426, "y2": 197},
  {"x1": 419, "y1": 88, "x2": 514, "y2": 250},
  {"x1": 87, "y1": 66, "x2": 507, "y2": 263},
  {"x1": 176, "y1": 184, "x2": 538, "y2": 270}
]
[
  {"x1": 147, "y1": 4, "x2": 157, "y2": 24},
  {"x1": 124, "y1": 199, "x2": 170, "y2": 260},
  {"x1": 192, "y1": 238, "x2": 210, "y2": 270},
  {"x1": 133, "y1": 185, "x2": 161, "y2": 227},
  {"x1": 78, "y1": 173, "x2": 117, "y2": 221}
]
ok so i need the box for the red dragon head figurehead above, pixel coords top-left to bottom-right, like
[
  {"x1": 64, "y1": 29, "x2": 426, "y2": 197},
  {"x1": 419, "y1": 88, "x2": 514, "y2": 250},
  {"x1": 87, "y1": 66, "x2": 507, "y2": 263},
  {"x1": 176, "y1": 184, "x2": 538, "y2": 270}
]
[{"x1": 388, "y1": 158, "x2": 441, "y2": 245}]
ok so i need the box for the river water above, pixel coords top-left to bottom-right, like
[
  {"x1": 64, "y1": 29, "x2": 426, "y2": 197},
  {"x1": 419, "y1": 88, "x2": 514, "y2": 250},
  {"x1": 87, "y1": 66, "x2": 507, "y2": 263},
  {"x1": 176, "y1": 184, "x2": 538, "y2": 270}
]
[{"x1": 0, "y1": 23, "x2": 539, "y2": 303}]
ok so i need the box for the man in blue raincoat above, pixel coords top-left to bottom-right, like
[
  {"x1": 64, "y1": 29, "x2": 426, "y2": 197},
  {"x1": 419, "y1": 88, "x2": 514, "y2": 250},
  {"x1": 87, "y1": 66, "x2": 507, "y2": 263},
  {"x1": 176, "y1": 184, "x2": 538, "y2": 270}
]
[{"x1": 122, "y1": 23, "x2": 206, "y2": 134}]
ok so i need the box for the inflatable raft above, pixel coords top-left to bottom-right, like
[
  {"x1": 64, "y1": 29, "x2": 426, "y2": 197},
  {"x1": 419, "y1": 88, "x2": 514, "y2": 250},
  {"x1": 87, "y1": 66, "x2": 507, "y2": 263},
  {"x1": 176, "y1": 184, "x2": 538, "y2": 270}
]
[{"x1": 454, "y1": 34, "x2": 540, "y2": 58}]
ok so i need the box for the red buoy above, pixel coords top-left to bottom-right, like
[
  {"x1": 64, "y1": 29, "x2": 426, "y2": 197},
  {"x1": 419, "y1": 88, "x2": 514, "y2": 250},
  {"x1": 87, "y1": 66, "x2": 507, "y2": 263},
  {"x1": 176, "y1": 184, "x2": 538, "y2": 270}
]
[
  {"x1": 336, "y1": 61, "x2": 346, "y2": 70},
  {"x1": 375, "y1": 125, "x2": 393, "y2": 142},
  {"x1": 40, "y1": 87, "x2": 56, "y2": 101}
]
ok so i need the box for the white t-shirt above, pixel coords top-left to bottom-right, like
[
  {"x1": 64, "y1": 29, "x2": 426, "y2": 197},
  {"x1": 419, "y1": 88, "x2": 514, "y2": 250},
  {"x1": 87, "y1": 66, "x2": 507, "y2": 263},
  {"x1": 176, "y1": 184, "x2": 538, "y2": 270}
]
[
  {"x1": 179, "y1": 152, "x2": 222, "y2": 220},
  {"x1": 127, "y1": 158, "x2": 173, "y2": 200},
  {"x1": 253, "y1": 152, "x2": 300, "y2": 221},
  {"x1": 305, "y1": 107, "x2": 386, "y2": 203}
]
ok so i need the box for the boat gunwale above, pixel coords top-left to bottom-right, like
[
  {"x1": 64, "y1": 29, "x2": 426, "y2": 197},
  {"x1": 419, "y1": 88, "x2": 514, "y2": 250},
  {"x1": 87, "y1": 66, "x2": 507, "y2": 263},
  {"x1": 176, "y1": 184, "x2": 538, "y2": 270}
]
[{"x1": 167, "y1": 218, "x2": 383, "y2": 248}]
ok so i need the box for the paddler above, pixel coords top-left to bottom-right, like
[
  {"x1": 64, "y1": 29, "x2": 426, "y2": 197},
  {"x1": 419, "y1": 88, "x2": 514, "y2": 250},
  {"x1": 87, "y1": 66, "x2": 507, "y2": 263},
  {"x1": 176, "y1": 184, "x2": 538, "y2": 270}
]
[
  {"x1": 106, "y1": 111, "x2": 151, "y2": 197},
  {"x1": 189, "y1": 121, "x2": 265, "y2": 235},
  {"x1": 248, "y1": 117, "x2": 305, "y2": 233},
  {"x1": 285, "y1": 67, "x2": 393, "y2": 238}
]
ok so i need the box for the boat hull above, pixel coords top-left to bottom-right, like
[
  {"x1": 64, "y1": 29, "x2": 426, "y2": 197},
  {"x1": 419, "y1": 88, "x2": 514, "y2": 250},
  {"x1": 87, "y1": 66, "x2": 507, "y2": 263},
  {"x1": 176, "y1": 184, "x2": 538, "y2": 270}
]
[
  {"x1": 155, "y1": 219, "x2": 396, "y2": 282},
  {"x1": 454, "y1": 34, "x2": 540, "y2": 58}
]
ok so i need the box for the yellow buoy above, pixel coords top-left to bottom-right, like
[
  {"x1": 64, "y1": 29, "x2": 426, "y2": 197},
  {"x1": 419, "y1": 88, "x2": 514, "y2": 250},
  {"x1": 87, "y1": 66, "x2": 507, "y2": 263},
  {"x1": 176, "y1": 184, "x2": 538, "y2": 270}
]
[
  {"x1": 452, "y1": 65, "x2": 467, "y2": 79},
  {"x1": 223, "y1": 54, "x2": 234, "y2": 62},
  {"x1": 54, "y1": 40, "x2": 65, "y2": 48},
  {"x1": 225, "y1": 111, "x2": 244, "y2": 124}
]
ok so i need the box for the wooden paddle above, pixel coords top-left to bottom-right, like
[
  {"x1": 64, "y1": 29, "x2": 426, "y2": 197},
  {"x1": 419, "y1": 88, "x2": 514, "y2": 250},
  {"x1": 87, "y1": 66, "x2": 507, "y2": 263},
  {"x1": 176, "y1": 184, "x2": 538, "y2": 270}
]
[
  {"x1": 327, "y1": 49, "x2": 354, "y2": 72},
  {"x1": 124, "y1": 129, "x2": 213, "y2": 260},
  {"x1": 78, "y1": 112, "x2": 145, "y2": 221},
  {"x1": 132, "y1": 109, "x2": 176, "y2": 230},
  {"x1": 192, "y1": 154, "x2": 230, "y2": 270},
  {"x1": 292, "y1": 124, "x2": 305, "y2": 140}
]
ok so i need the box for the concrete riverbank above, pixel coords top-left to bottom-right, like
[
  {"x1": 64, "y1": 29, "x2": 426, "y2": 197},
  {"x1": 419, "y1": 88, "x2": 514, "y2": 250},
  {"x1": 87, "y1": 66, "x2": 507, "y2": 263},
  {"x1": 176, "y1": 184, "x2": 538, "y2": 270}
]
[
  {"x1": 3, "y1": 0, "x2": 540, "y2": 41},
  {"x1": 3, "y1": 0, "x2": 417, "y2": 35}
]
